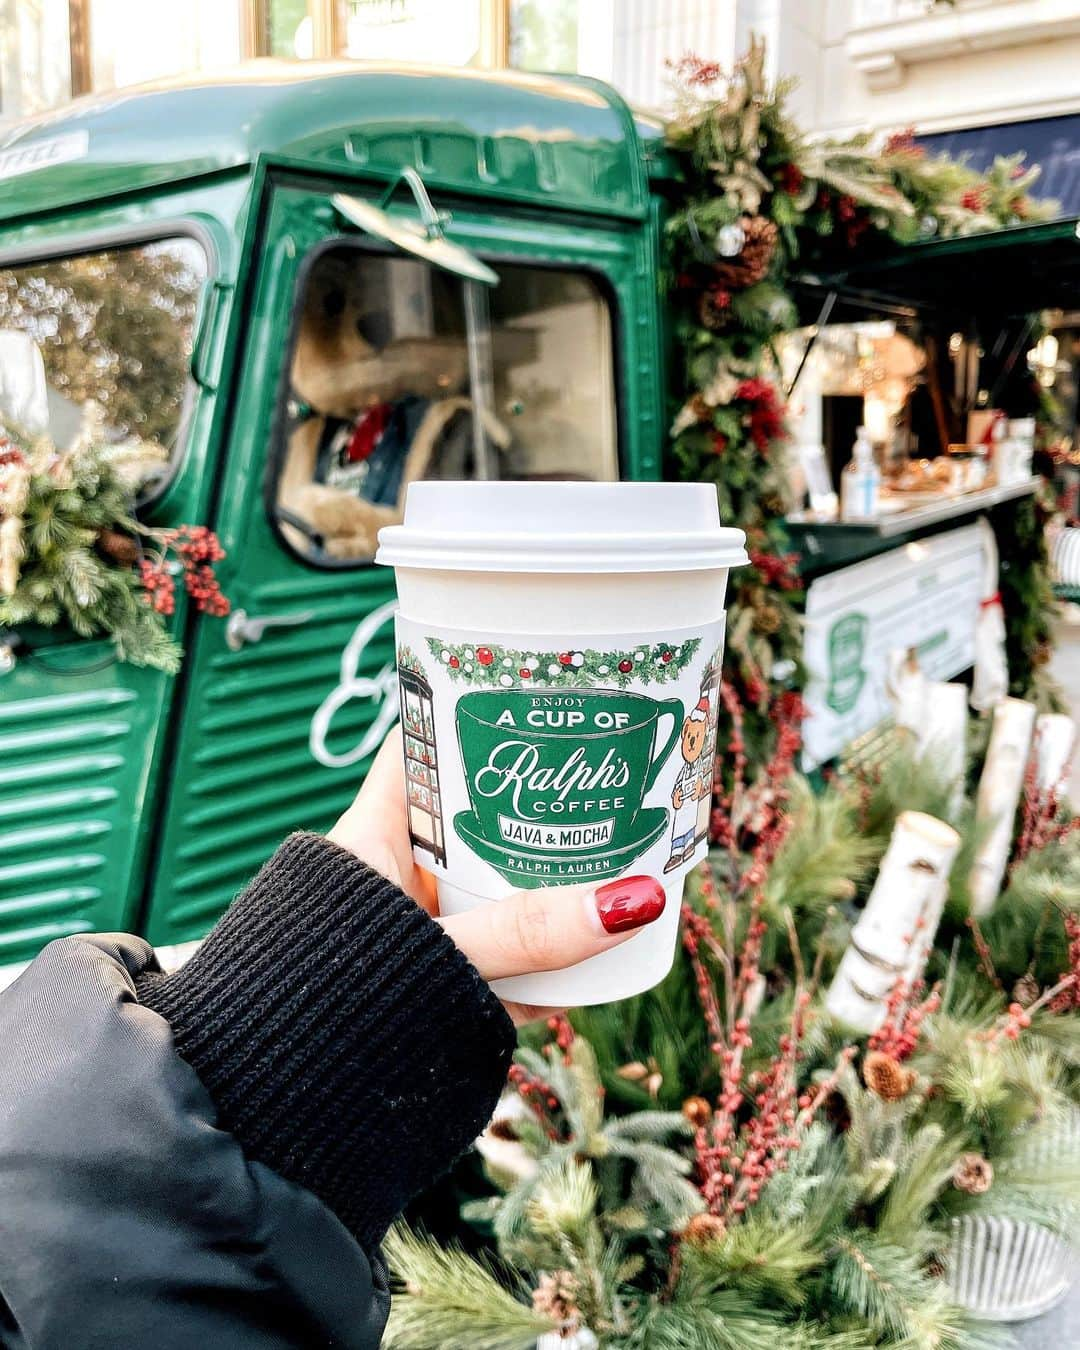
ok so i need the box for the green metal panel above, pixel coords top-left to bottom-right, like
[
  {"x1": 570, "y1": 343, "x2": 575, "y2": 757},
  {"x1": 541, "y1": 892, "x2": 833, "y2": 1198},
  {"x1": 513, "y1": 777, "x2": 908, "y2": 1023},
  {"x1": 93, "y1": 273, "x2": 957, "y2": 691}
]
[
  {"x1": 0, "y1": 62, "x2": 661, "y2": 227},
  {"x1": 799, "y1": 216, "x2": 1080, "y2": 319},
  {"x1": 0, "y1": 177, "x2": 248, "y2": 961},
  {"x1": 0, "y1": 649, "x2": 169, "y2": 963},
  {"x1": 142, "y1": 175, "x2": 665, "y2": 945}
]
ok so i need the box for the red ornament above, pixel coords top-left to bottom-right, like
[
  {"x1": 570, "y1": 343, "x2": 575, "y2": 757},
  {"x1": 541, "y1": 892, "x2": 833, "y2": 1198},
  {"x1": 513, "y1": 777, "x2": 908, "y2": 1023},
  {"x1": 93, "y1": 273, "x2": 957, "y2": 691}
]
[
  {"x1": 558, "y1": 651, "x2": 574, "y2": 665},
  {"x1": 449, "y1": 655, "x2": 460, "y2": 669},
  {"x1": 519, "y1": 668, "x2": 532, "y2": 679},
  {"x1": 618, "y1": 659, "x2": 633, "y2": 674},
  {"x1": 476, "y1": 647, "x2": 494, "y2": 666},
  {"x1": 661, "y1": 651, "x2": 673, "y2": 664}
]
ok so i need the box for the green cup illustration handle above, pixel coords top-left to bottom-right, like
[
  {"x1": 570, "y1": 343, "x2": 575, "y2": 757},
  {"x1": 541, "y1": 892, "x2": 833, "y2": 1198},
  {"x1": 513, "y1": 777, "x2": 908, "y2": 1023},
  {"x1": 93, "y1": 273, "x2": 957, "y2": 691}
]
[{"x1": 643, "y1": 698, "x2": 686, "y2": 794}]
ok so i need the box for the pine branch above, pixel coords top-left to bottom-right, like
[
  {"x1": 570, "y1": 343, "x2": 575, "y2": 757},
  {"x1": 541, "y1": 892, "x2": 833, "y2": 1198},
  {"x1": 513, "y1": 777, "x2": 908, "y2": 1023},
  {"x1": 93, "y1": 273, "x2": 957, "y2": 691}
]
[
  {"x1": 829, "y1": 1230, "x2": 958, "y2": 1343},
  {"x1": 683, "y1": 1213, "x2": 822, "y2": 1306},
  {"x1": 383, "y1": 1225, "x2": 554, "y2": 1350},
  {"x1": 878, "y1": 1124, "x2": 960, "y2": 1251}
]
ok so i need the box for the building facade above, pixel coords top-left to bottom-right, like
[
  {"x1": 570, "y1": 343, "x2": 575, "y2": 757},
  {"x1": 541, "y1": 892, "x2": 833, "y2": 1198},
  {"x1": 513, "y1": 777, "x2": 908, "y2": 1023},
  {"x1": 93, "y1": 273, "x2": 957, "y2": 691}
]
[{"x1": 3, "y1": 1, "x2": 1079, "y2": 203}]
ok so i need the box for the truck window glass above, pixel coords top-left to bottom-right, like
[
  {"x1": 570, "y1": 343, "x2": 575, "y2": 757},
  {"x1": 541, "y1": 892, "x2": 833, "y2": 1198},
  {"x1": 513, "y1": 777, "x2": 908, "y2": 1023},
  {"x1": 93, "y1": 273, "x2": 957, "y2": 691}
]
[
  {"x1": 274, "y1": 246, "x2": 618, "y2": 565},
  {"x1": 0, "y1": 238, "x2": 207, "y2": 499}
]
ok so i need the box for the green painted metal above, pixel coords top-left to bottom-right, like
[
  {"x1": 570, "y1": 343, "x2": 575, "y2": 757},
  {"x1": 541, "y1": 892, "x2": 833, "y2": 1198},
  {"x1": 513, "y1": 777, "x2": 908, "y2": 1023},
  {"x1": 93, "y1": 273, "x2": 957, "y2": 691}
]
[
  {"x1": 801, "y1": 216, "x2": 1080, "y2": 318},
  {"x1": 0, "y1": 177, "x2": 248, "y2": 959},
  {"x1": 0, "y1": 60, "x2": 662, "y2": 227},
  {"x1": 0, "y1": 64, "x2": 669, "y2": 957},
  {"x1": 0, "y1": 653, "x2": 169, "y2": 963},
  {"x1": 143, "y1": 178, "x2": 664, "y2": 943}
]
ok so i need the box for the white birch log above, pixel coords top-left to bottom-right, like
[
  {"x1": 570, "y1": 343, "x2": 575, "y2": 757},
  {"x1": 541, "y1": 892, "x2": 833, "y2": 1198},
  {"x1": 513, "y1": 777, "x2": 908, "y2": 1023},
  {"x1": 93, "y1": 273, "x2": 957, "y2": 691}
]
[
  {"x1": 917, "y1": 680, "x2": 968, "y2": 812},
  {"x1": 826, "y1": 811, "x2": 961, "y2": 1033},
  {"x1": 970, "y1": 517, "x2": 1008, "y2": 712},
  {"x1": 907, "y1": 878, "x2": 948, "y2": 987},
  {"x1": 1034, "y1": 712, "x2": 1076, "y2": 796},
  {"x1": 885, "y1": 647, "x2": 927, "y2": 739},
  {"x1": 969, "y1": 697, "x2": 1037, "y2": 917}
]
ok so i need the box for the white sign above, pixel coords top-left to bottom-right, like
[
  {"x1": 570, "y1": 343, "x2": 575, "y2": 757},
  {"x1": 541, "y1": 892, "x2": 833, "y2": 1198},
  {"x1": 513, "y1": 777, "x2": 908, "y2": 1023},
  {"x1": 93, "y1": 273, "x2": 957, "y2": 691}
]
[
  {"x1": 0, "y1": 131, "x2": 89, "y2": 184},
  {"x1": 801, "y1": 524, "x2": 988, "y2": 770}
]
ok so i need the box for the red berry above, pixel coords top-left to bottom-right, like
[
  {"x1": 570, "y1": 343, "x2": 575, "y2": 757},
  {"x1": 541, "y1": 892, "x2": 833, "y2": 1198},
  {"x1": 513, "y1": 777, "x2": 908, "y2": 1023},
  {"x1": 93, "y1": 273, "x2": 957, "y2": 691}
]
[
  {"x1": 449, "y1": 655, "x2": 460, "y2": 669},
  {"x1": 476, "y1": 647, "x2": 494, "y2": 666},
  {"x1": 661, "y1": 650, "x2": 673, "y2": 663},
  {"x1": 618, "y1": 659, "x2": 633, "y2": 673},
  {"x1": 559, "y1": 651, "x2": 573, "y2": 665},
  {"x1": 519, "y1": 668, "x2": 532, "y2": 679}
]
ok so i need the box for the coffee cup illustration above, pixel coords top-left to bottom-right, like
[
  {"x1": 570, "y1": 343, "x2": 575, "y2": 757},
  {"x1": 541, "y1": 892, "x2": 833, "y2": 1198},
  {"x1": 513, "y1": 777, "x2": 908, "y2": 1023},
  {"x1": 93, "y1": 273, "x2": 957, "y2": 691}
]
[{"x1": 453, "y1": 688, "x2": 684, "y2": 887}]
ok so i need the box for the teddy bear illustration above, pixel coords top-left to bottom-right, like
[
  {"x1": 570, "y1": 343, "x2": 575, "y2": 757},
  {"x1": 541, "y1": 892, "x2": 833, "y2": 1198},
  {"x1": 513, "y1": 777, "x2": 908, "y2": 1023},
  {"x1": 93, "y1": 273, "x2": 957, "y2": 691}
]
[
  {"x1": 276, "y1": 250, "x2": 509, "y2": 560},
  {"x1": 664, "y1": 693, "x2": 711, "y2": 873}
]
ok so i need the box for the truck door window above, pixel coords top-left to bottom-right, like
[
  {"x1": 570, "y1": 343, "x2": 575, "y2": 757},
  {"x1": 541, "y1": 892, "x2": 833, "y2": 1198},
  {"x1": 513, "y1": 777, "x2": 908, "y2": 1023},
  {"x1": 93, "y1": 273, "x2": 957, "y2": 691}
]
[
  {"x1": 273, "y1": 246, "x2": 618, "y2": 565},
  {"x1": 0, "y1": 238, "x2": 207, "y2": 498}
]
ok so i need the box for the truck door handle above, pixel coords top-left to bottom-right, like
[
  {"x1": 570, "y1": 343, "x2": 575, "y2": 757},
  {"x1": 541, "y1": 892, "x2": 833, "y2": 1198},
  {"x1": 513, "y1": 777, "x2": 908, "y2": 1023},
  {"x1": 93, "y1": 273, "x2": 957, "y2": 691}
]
[{"x1": 225, "y1": 608, "x2": 316, "y2": 651}]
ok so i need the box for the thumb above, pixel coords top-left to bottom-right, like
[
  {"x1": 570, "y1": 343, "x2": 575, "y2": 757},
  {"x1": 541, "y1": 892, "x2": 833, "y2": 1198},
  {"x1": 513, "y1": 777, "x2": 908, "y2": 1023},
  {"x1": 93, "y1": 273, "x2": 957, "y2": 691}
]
[{"x1": 438, "y1": 875, "x2": 666, "y2": 983}]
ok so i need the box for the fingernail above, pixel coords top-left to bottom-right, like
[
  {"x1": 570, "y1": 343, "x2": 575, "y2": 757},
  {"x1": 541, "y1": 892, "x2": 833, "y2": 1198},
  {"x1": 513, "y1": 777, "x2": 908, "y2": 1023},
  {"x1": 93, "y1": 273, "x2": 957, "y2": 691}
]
[{"x1": 594, "y1": 876, "x2": 666, "y2": 934}]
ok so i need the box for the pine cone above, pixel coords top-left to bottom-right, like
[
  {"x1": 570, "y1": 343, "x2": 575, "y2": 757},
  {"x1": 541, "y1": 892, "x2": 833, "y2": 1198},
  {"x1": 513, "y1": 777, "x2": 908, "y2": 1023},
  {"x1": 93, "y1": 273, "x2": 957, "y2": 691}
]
[
  {"x1": 753, "y1": 603, "x2": 783, "y2": 635},
  {"x1": 682, "y1": 1095, "x2": 713, "y2": 1129},
  {"x1": 1012, "y1": 972, "x2": 1040, "y2": 1007},
  {"x1": 486, "y1": 1118, "x2": 521, "y2": 1143},
  {"x1": 683, "y1": 1213, "x2": 727, "y2": 1246},
  {"x1": 823, "y1": 1089, "x2": 852, "y2": 1133},
  {"x1": 532, "y1": 1270, "x2": 581, "y2": 1327},
  {"x1": 698, "y1": 286, "x2": 732, "y2": 330},
  {"x1": 863, "y1": 1051, "x2": 915, "y2": 1102},
  {"x1": 714, "y1": 216, "x2": 778, "y2": 289},
  {"x1": 97, "y1": 527, "x2": 139, "y2": 565},
  {"x1": 953, "y1": 1153, "x2": 994, "y2": 1195}
]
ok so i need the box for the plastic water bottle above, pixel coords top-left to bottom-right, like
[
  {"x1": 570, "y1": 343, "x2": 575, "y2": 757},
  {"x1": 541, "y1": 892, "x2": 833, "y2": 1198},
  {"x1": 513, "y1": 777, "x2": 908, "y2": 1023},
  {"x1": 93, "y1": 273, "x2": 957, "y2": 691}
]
[{"x1": 841, "y1": 427, "x2": 880, "y2": 521}]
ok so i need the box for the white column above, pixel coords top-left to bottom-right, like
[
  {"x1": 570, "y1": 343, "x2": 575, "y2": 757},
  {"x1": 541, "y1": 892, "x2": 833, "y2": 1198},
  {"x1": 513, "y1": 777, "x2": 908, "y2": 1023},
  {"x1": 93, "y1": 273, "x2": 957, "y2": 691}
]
[{"x1": 608, "y1": 0, "x2": 737, "y2": 111}]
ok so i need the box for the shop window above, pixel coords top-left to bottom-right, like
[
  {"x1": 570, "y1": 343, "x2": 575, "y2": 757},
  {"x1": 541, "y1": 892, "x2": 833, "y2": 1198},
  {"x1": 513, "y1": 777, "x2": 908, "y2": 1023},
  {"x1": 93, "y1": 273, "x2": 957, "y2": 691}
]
[
  {"x1": 340, "y1": 0, "x2": 487, "y2": 67},
  {"x1": 273, "y1": 245, "x2": 618, "y2": 564},
  {"x1": 0, "y1": 0, "x2": 73, "y2": 119},
  {"x1": 86, "y1": 0, "x2": 242, "y2": 90},
  {"x1": 0, "y1": 237, "x2": 207, "y2": 496},
  {"x1": 508, "y1": 0, "x2": 580, "y2": 73}
]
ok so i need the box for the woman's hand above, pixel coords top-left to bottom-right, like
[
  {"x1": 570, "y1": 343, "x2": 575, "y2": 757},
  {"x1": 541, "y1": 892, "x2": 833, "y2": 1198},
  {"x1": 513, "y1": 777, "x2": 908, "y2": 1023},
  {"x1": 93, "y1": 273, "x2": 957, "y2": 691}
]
[{"x1": 328, "y1": 729, "x2": 665, "y2": 1025}]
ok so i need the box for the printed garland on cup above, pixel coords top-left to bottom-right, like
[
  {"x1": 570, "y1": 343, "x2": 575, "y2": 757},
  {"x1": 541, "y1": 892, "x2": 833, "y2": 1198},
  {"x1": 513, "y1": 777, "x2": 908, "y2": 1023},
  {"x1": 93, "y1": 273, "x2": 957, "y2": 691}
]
[{"x1": 424, "y1": 637, "x2": 702, "y2": 689}]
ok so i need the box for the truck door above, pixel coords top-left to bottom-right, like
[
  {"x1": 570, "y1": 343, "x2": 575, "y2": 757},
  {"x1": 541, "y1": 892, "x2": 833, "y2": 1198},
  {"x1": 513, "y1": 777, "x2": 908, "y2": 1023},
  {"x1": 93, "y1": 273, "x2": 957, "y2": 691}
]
[
  {"x1": 143, "y1": 175, "x2": 636, "y2": 945},
  {"x1": 0, "y1": 230, "x2": 213, "y2": 966}
]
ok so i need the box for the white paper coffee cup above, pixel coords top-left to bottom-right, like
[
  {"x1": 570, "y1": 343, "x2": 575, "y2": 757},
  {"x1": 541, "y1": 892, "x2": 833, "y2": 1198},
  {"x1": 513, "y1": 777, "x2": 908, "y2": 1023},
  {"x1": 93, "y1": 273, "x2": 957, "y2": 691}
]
[{"x1": 376, "y1": 482, "x2": 746, "y2": 1007}]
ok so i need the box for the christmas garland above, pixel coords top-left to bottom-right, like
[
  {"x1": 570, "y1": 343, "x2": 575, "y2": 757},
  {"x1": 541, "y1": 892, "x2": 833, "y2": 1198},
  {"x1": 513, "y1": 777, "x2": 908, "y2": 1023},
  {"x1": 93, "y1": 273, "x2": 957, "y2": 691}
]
[
  {"x1": 424, "y1": 637, "x2": 702, "y2": 689},
  {"x1": 662, "y1": 38, "x2": 1061, "y2": 773},
  {"x1": 0, "y1": 427, "x2": 229, "y2": 671}
]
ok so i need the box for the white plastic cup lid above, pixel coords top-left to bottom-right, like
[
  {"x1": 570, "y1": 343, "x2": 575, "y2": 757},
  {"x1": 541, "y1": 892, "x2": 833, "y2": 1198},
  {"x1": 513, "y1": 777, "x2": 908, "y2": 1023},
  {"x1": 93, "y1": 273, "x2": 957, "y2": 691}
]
[{"x1": 375, "y1": 481, "x2": 748, "y2": 574}]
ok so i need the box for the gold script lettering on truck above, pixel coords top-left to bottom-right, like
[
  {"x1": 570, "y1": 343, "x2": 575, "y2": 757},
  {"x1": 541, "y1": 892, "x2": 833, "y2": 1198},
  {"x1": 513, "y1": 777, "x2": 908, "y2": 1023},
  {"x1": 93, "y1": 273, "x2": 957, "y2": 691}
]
[{"x1": 0, "y1": 61, "x2": 673, "y2": 969}]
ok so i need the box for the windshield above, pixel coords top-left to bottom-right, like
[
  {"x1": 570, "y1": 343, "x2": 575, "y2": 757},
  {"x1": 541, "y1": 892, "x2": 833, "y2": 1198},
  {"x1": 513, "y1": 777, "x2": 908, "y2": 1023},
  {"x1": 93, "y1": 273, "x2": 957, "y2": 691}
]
[
  {"x1": 0, "y1": 236, "x2": 207, "y2": 495},
  {"x1": 273, "y1": 244, "x2": 619, "y2": 565}
]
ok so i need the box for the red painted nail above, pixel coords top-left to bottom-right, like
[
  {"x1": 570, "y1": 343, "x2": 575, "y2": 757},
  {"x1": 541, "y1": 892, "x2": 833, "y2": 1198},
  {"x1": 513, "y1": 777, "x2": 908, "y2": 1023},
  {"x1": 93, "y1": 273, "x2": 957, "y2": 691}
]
[{"x1": 594, "y1": 876, "x2": 666, "y2": 934}]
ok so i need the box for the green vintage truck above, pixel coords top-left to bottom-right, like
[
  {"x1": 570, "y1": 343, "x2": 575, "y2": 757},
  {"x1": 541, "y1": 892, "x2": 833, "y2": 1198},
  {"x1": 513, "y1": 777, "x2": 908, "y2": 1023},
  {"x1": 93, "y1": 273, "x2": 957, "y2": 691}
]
[{"x1": 0, "y1": 61, "x2": 674, "y2": 968}]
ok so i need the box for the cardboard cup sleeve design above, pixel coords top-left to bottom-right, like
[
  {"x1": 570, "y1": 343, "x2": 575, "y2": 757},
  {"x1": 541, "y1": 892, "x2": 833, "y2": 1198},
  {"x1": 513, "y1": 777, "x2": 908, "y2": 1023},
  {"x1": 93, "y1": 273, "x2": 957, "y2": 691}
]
[{"x1": 394, "y1": 623, "x2": 727, "y2": 1006}]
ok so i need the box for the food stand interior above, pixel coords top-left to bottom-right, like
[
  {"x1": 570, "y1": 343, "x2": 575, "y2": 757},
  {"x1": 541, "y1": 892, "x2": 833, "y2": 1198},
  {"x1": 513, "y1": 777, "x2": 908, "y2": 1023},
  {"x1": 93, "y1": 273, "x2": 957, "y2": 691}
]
[{"x1": 781, "y1": 215, "x2": 1080, "y2": 577}]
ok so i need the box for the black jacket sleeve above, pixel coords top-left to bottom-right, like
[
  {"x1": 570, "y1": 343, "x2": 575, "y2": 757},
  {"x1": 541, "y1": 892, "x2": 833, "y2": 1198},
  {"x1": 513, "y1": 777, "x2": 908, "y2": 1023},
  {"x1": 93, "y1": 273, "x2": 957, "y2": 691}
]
[{"x1": 0, "y1": 836, "x2": 516, "y2": 1349}]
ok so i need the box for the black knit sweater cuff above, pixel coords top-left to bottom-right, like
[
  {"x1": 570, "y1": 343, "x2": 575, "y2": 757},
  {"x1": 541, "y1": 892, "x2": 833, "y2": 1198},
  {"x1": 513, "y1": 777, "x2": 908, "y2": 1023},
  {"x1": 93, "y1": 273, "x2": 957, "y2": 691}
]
[{"x1": 135, "y1": 833, "x2": 515, "y2": 1251}]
